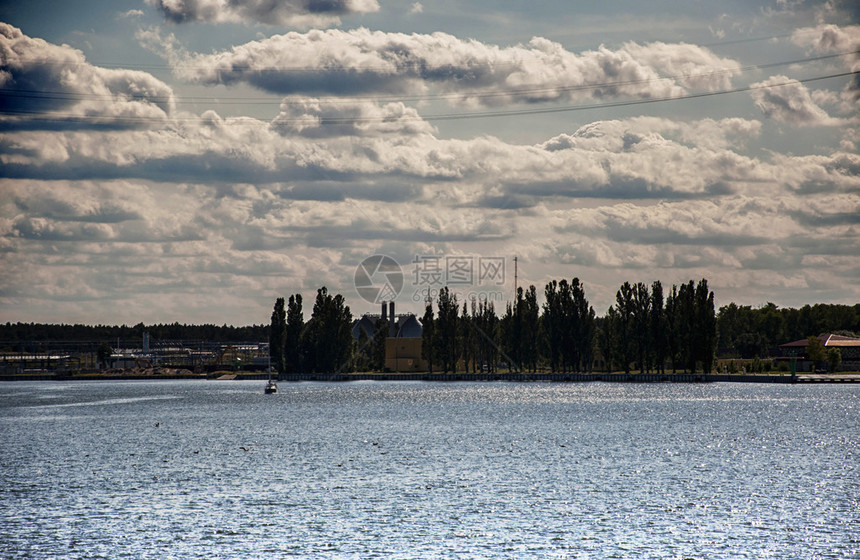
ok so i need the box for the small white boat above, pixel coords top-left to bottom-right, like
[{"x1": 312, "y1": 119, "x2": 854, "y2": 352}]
[{"x1": 264, "y1": 379, "x2": 278, "y2": 394}]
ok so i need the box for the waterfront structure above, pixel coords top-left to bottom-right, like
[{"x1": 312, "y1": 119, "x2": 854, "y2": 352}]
[
  {"x1": 779, "y1": 333, "x2": 860, "y2": 371},
  {"x1": 0, "y1": 335, "x2": 270, "y2": 375},
  {"x1": 0, "y1": 353, "x2": 77, "y2": 374}
]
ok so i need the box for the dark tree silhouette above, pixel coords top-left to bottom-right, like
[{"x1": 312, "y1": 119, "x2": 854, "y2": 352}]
[
  {"x1": 421, "y1": 303, "x2": 435, "y2": 374},
  {"x1": 285, "y1": 294, "x2": 303, "y2": 373},
  {"x1": 269, "y1": 297, "x2": 286, "y2": 375},
  {"x1": 435, "y1": 287, "x2": 459, "y2": 373}
]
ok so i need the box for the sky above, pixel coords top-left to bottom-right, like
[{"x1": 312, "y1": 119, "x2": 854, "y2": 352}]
[{"x1": 1, "y1": 0, "x2": 858, "y2": 326}]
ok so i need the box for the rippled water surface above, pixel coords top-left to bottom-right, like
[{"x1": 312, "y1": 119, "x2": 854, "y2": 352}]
[{"x1": 1, "y1": 381, "x2": 858, "y2": 559}]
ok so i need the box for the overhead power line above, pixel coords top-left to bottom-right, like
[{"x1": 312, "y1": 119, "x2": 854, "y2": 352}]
[
  {"x1": 0, "y1": 49, "x2": 856, "y2": 109},
  {"x1": 417, "y1": 71, "x2": 859, "y2": 123},
  {"x1": 0, "y1": 70, "x2": 856, "y2": 126}
]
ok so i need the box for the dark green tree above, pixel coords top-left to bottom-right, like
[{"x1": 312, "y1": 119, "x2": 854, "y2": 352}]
[
  {"x1": 542, "y1": 281, "x2": 563, "y2": 372},
  {"x1": 597, "y1": 308, "x2": 619, "y2": 373},
  {"x1": 632, "y1": 282, "x2": 651, "y2": 373},
  {"x1": 558, "y1": 280, "x2": 575, "y2": 372},
  {"x1": 354, "y1": 327, "x2": 372, "y2": 372},
  {"x1": 758, "y1": 303, "x2": 785, "y2": 354},
  {"x1": 269, "y1": 297, "x2": 286, "y2": 375},
  {"x1": 522, "y1": 286, "x2": 540, "y2": 373},
  {"x1": 510, "y1": 287, "x2": 524, "y2": 372},
  {"x1": 421, "y1": 302, "x2": 435, "y2": 374},
  {"x1": 285, "y1": 294, "x2": 303, "y2": 374},
  {"x1": 716, "y1": 302, "x2": 860, "y2": 359},
  {"x1": 96, "y1": 342, "x2": 113, "y2": 369},
  {"x1": 460, "y1": 303, "x2": 473, "y2": 372},
  {"x1": 676, "y1": 280, "x2": 696, "y2": 372},
  {"x1": 582, "y1": 305, "x2": 596, "y2": 373},
  {"x1": 435, "y1": 287, "x2": 459, "y2": 373},
  {"x1": 806, "y1": 335, "x2": 826, "y2": 368},
  {"x1": 694, "y1": 279, "x2": 717, "y2": 373},
  {"x1": 569, "y1": 278, "x2": 594, "y2": 372},
  {"x1": 371, "y1": 318, "x2": 389, "y2": 371},
  {"x1": 615, "y1": 281, "x2": 636, "y2": 374},
  {"x1": 827, "y1": 347, "x2": 842, "y2": 373},
  {"x1": 500, "y1": 302, "x2": 515, "y2": 372},
  {"x1": 472, "y1": 301, "x2": 499, "y2": 373},
  {"x1": 305, "y1": 287, "x2": 352, "y2": 373},
  {"x1": 650, "y1": 280, "x2": 667, "y2": 374},
  {"x1": 665, "y1": 285, "x2": 680, "y2": 372}
]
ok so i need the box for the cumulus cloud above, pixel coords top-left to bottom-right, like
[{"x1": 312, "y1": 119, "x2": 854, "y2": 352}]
[
  {"x1": 0, "y1": 23, "x2": 175, "y2": 130},
  {"x1": 3, "y1": 149, "x2": 858, "y2": 322},
  {"x1": 540, "y1": 116, "x2": 761, "y2": 152},
  {"x1": 750, "y1": 75, "x2": 841, "y2": 126},
  {"x1": 159, "y1": 28, "x2": 741, "y2": 105},
  {"x1": 145, "y1": 0, "x2": 379, "y2": 27},
  {"x1": 766, "y1": 151, "x2": 860, "y2": 193},
  {"x1": 791, "y1": 23, "x2": 860, "y2": 54},
  {"x1": 270, "y1": 96, "x2": 436, "y2": 137},
  {"x1": 2, "y1": 180, "x2": 202, "y2": 243},
  {"x1": 0, "y1": 176, "x2": 510, "y2": 321},
  {"x1": 620, "y1": 41, "x2": 740, "y2": 90},
  {"x1": 3, "y1": 111, "x2": 857, "y2": 205},
  {"x1": 791, "y1": 24, "x2": 860, "y2": 111},
  {"x1": 539, "y1": 193, "x2": 860, "y2": 286},
  {"x1": 553, "y1": 198, "x2": 797, "y2": 246}
]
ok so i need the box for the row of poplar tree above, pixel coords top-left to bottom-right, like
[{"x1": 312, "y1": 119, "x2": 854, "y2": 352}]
[
  {"x1": 418, "y1": 278, "x2": 716, "y2": 374},
  {"x1": 269, "y1": 277, "x2": 716, "y2": 375},
  {"x1": 268, "y1": 287, "x2": 354, "y2": 375}
]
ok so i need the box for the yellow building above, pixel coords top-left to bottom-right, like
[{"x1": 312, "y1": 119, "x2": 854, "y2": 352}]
[
  {"x1": 384, "y1": 337, "x2": 426, "y2": 372},
  {"x1": 354, "y1": 302, "x2": 428, "y2": 372}
]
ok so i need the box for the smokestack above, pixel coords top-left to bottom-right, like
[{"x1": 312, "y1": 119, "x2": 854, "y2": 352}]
[
  {"x1": 389, "y1": 301, "x2": 396, "y2": 336},
  {"x1": 381, "y1": 300, "x2": 387, "y2": 322}
]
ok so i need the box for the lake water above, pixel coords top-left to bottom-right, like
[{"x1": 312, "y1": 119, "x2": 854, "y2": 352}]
[{"x1": 1, "y1": 380, "x2": 857, "y2": 559}]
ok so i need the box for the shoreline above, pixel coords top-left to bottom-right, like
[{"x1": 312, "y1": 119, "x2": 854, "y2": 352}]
[{"x1": 2, "y1": 371, "x2": 858, "y2": 384}]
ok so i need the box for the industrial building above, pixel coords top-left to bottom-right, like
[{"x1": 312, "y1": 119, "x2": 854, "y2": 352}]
[{"x1": 353, "y1": 301, "x2": 427, "y2": 372}]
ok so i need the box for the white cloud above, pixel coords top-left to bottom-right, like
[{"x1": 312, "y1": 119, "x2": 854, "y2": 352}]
[
  {"x1": 0, "y1": 24, "x2": 174, "y2": 129},
  {"x1": 551, "y1": 197, "x2": 814, "y2": 246},
  {"x1": 791, "y1": 23, "x2": 860, "y2": 53},
  {"x1": 145, "y1": 0, "x2": 380, "y2": 27},
  {"x1": 620, "y1": 41, "x2": 739, "y2": 91},
  {"x1": 409, "y1": 3, "x2": 423, "y2": 15},
  {"x1": 4, "y1": 110, "x2": 856, "y2": 205},
  {"x1": 270, "y1": 96, "x2": 436, "y2": 137},
  {"x1": 159, "y1": 28, "x2": 741, "y2": 105},
  {"x1": 531, "y1": 192, "x2": 860, "y2": 308},
  {"x1": 3, "y1": 161, "x2": 858, "y2": 322},
  {"x1": 2, "y1": 180, "x2": 203, "y2": 243},
  {"x1": 750, "y1": 75, "x2": 841, "y2": 126},
  {"x1": 540, "y1": 116, "x2": 761, "y2": 152},
  {"x1": 791, "y1": 24, "x2": 860, "y2": 111}
]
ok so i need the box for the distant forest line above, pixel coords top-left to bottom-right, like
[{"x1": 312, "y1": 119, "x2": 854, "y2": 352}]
[
  {"x1": 2, "y1": 289, "x2": 857, "y2": 363},
  {"x1": 0, "y1": 322, "x2": 268, "y2": 346}
]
